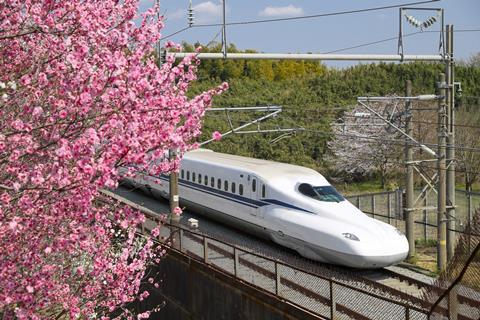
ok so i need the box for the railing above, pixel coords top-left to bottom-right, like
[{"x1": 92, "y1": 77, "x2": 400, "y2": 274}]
[
  {"x1": 101, "y1": 189, "x2": 477, "y2": 320},
  {"x1": 155, "y1": 222, "x2": 432, "y2": 320}
]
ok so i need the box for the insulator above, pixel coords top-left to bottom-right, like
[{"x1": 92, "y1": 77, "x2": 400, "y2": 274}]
[
  {"x1": 160, "y1": 49, "x2": 167, "y2": 63},
  {"x1": 188, "y1": 8, "x2": 194, "y2": 27}
]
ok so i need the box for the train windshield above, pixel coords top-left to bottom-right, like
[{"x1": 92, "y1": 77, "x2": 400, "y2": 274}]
[{"x1": 298, "y1": 183, "x2": 345, "y2": 203}]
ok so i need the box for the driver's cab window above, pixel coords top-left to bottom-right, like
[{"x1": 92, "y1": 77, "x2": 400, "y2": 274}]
[{"x1": 298, "y1": 183, "x2": 345, "y2": 203}]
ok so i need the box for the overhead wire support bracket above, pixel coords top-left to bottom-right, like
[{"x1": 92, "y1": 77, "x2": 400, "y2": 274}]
[
  {"x1": 201, "y1": 106, "x2": 300, "y2": 146},
  {"x1": 397, "y1": 7, "x2": 445, "y2": 58},
  {"x1": 357, "y1": 96, "x2": 439, "y2": 157}
]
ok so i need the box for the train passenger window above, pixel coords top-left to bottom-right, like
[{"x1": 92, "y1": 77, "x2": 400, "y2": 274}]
[
  {"x1": 224, "y1": 180, "x2": 228, "y2": 192},
  {"x1": 217, "y1": 178, "x2": 221, "y2": 189},
  {"x1": 239, "y1": 184, "x2": 243, "y2": 196},
  {"x1": 181, "y1": 170, "x2": 184, "y2": 179},
  {"x1": 198, "y1": 174, "x2": 202, "y2": 184},
  {"x1": 211, "y1": 177, "x2": 215, "y2": 187},
  {"x1": 262, "y1": 184, "x2": 266, "y2": 198},
  {"x1": 298, "y1": 183, "x2": 345, "y2": 203},
  {"x1": 252, "y1": 179, "x2": 256, "y2": 192},
  {"x1": 192, "y1": 172, "x2": 196, "y2": 182},
  {"x1": 232, "y1": 182, "x2": 236, "y2": 194},
  {"x1": 187, "y1": 171, "x2": 190, "y2": 181},
  {"x1": 204, "y1": 175, "x2": 208, "y2": 186}
]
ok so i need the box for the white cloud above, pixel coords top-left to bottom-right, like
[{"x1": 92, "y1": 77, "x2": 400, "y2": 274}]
[
  {"x1": 193, "y1": 1, "x2": 223, "y2": 23},
  {"x1": 259, "y1": 5, "x2": 304, "y2": 17},
  {"x1": 163, "y1": 1, "x2": 225, "y2": 24},
  {"x1": 167, "y1": 8, "x2": 186, "y2": 21}
]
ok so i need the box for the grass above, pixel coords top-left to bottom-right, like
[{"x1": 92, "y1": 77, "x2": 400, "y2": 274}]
[
  {"x1": 411, "y1": 244, "x2": 440, "y2": 275},
  {"x1": 336, "y1": 178, "x2": 389, "y2": 195},
  {"x1": 455, "y1": 182, "x2": 480, "y2": 193}
]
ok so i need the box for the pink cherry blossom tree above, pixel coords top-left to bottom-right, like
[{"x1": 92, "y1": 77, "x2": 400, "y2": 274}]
[
  {"x1": 0, "y1": 0, "x2": 227, "y2": 318},
  {"x1": 328, "y1": 100, "x2": 404, "y2": 188}
]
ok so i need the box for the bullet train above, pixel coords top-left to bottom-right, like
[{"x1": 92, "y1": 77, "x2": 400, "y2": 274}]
[{"x1": 126, "y1": 149, "x2": 409, "y2": 268}]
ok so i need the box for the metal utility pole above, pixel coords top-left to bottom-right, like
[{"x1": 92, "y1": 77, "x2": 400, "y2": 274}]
[
  {"x1": 437, "y1": 73, "x2": 448, "y2": 271},
  {"x1": 446, "y1": 24, "x2": 456, "y2": 261},
  {"x1": 169, "y1": 149, "x2": 180, "y2": 222},
  {"x1": 221, "y1": 0, "x2": 227, "y2": 58},
  {"x1": 156, "y1": 0, "x2": 161, "y2": 65},
  {"x1": 404, "y1": 80, "x2": 415, "y2": 259}
]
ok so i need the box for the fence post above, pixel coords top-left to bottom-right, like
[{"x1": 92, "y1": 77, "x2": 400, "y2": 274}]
[
  {"x1": 395, "y1": 190, "x2": 400, "y2": 218},
  {"x1": 467, "y1": 192, "x2": 472, "y2": 252},
  {"x1": 179, "y1": 229, "x2": 183, "y2": 252},
  {"x1": 330, "y1": 281, "x2": 336, "y2": 320},
  {"x1": 275, "y1": 262, "x2": 281, "y2": 296},
  {"x1": 204, "y1": 237, "x2": 209, "y2": 264},
  {"x1": 424, "y1": 196, "x2": 428, "y2": 241},
  {"x1": 448, "y1": 287, "x2": 459, "y2": 320},
  {"x1": 467, "y1": 191, "x2": 472, "y2": 227},
  {"x1": 234, "y1": 247, "x2": 239, "y2": 277},
  {"x1": 371, "y1": 194, "x2": 376, "y2": 219},
  {"x1": 388, "y1": 192, "x2": 392, "y2": 224},
  {"x1": 405, "y1": 306, "x2": 410, "y2": 320},
  {"x1": 399, "y1": 188, "x2": 404, "y2": 219},
  {"x1": 356, "y1": 196, "x2": 360, "y2": 210}
]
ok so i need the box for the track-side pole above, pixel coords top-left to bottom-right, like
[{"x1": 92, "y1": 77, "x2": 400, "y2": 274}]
[
  {"x1": 405, "y1": 80, "x2": 415, "y2": 259},
  {"x1": 437, "y1": 73, "x2": 448, "y2": 272},
  {"x1": 446, "y1": 24, "x2": 456, "y2": 261}
]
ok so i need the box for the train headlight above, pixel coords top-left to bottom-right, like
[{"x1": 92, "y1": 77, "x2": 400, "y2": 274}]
[{"x1": 342, "y1": 233, "x2": 360, "y2": 241}]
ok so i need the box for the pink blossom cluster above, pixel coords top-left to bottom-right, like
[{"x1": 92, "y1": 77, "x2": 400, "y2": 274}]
[{"x1": 0, "y1": 0, "x2": 227, "y2": 318}]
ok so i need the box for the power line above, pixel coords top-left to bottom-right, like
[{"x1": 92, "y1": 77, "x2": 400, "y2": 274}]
[
  {"x1": 325, "y1": 29, "x2": 480, "y2": 54},
  {"x1": 160, "y1": 26, "x2": 191, "y2": 41},
  {"x1": 325, "y1": 151, "x2": 480, "y2": 177},
  {"x1": 340, "y1": 114, "x2": 480, "y2": 130},
  {"x1": 301, "y1": 128, "x2": 480, "y2": 154},
  {"x1": 326, "y1": 32, "x2": 420, "y2": 54},
  {"x1": 192, "y1": 0, "x2": 440, "y2": 28},
  {"x1": 280, "y1": 109, "x2": 480, "y2": 130}
]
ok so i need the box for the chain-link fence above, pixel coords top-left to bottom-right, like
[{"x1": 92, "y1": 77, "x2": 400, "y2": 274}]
[
  {"x1": 148, "y1": 221, "x2": 430, "y2": 320},
  {"x1": 424, "y1": 210, "x2": 480, "y2": 320},
  {"x1": 103, "y1": 189, "x2": 479, "y2": 320},
  {"x1": 346, "y1": 189, "x2": 480, "y2": 242}
]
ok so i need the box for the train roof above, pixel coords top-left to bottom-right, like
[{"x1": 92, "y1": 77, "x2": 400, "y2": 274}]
[{"x1": 184, "y1": 149, "x2": 328, "y2": 184}]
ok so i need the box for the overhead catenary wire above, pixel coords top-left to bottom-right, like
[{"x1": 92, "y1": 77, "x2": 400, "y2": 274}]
[
  {"x1": 160, "y1": 26, "x2": 191, "y2": 41},
  {"x1": 206, "y1": 112, "x2": 480, "y2": 154},
  {"x1": 281, "y1": 125, "x2": 480, "y2": 154},
  {"x1": 339, "y1": 114, "x2": 480, "y2": 130},
  {"x1": 279, "y1": 107, "x2": 480, "y2": 130},
  {"x1": 325, "y1": 29, "x2": 480, "y2": 54},
  {"x1": 323, "y1": 152, "x2": 480, "y2": 177},
  {"x1": 192, "y1": 0, "x2": 440, "y2": 27}
]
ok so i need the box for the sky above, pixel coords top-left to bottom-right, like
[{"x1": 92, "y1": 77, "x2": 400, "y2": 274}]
[{"x1": 138, "y1": 0, "x2": 480, "y2": 67}]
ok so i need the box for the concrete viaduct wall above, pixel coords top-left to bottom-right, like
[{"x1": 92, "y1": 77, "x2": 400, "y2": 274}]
[{"x1": 133, "y1": 249, "x2": 324, "y2": 320}]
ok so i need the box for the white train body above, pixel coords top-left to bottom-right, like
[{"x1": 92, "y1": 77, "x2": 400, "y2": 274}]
[{"x1": 129, "y1": 149, "x2": 409, "y2": 268}]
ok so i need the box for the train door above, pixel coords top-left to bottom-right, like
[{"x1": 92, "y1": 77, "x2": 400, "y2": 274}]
[{"x1": 249, "y1": 175, "x2": 263, "y2": 218}]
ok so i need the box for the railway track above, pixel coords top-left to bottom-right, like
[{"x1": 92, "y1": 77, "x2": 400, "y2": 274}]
[
  {"x1": 176, "y1": 228, "x2": 479, "y2": 320},
  {"x1": 109, "y1": 186, "x2": 480, "y2": 320}
]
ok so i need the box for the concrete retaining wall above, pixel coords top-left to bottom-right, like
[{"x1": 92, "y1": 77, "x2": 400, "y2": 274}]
[{"x1": 133, "y1": 249, "x2": 324, "y2": 320}]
